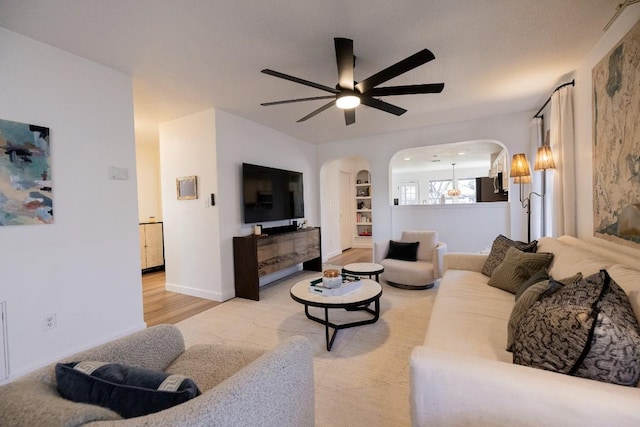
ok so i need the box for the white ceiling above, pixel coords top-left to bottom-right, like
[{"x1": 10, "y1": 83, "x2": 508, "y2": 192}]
[{"x1": 0, "y1": 0, "x2": 624, "y2": 146}]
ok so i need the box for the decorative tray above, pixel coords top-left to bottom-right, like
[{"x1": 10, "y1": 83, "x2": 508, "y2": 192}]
[{"x1": 309, "y1": 274, "x2": 362, "y2": 296}]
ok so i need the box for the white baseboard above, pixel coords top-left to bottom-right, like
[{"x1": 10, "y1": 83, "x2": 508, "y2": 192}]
[
  {"x1": 165, "y1": 283, "x2": 220, "y2": 301},
  {"x1": 323, "y1": 249, "x2": 343, "y2": 262}
]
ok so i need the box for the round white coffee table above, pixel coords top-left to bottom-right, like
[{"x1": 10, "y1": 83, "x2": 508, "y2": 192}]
[
  {"x1": 342, "y1": 262, "x2": 385, "y2": 282},
  {"x1": 290, "y1": 277, "x2": 382, "y2": 351}
]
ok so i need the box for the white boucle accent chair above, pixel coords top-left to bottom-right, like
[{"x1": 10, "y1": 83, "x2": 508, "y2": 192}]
[
  {"x1": 0, "y1": 325, "x2": 315, "y2": 426},
  {"x1": 374, "y1": 230, "x2": 447, "y2": 289}
]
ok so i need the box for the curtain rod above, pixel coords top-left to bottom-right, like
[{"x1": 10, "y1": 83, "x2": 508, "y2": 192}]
[{"x1": 533, "y1": 79, "x2": 575, "y2": 119}]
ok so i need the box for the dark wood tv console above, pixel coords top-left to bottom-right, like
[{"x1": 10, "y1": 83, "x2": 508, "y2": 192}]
[{"x1": 233, "y1": 227, "x2": 322, "y2": 300}]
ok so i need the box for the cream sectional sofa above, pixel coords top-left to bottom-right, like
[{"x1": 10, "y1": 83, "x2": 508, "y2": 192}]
[
  {"x1": 0, "y1": 325, "x2": 315, "y2": 426},
  {"x1": 411, "y1": 236, "x2": 640, "y2": 426}
]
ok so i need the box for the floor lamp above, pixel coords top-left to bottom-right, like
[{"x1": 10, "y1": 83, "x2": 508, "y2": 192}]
[{"x1": 510, "y1": 147, "x2": 555, "y2": 243}]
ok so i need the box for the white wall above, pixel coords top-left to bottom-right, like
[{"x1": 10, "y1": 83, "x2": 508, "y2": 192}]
[
  {"x1": 391, "y1": 203, "x2": 510, "y2": 252},
  {"x1": 317, "y1": 111, "x2": 532, "y2": 254},
  {"x1": 159, "y1": 109, "x2": 223, "y2": 301},
  {"x1": 135, "y1": 143, "x2": 163, "y2": 223},
  {"x1": 216, "y1": 110, "x2": 319, "y2": 297},
  {"x1": 0, "y1": 28, "x2": 144, "y2": 382},
  {"x1": 573, "y1": 7, "x2": 640, "y2": 244}
]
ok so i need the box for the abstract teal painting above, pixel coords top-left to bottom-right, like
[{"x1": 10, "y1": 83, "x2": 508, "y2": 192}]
[{"x1": 0, "y1": 118, "x2": 52, "y2": 226}]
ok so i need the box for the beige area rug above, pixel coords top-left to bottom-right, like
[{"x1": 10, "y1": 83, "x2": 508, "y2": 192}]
[{"x1": 176, "y1": 266, "x2": 438, "y2": 427}]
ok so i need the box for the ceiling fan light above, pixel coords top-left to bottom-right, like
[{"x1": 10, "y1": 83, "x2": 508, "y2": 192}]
[{"x1": 336, "y1": 94, "x2": 360, "y2": 109}]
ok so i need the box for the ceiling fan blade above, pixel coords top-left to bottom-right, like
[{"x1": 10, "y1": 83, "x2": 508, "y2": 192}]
[
  {"x1": 370, "y1": 83, "x2": 445, "y2": 97},
  {"x1": 261, "y1": 95, "x2": 335, "y2": 106},
  {"x1": 262, "y1": 69, "x2": 339, "y2": 94},
  {"x1": 361, "y1": 97, "x2": 407, "y2": 116},
  {"x1": 335, "y1": 38, "x2": 354, "y2": 90},
  {"x1": 344, "y1": 108, "x2": 355, "y2": 126},
  {"x1": 297, "y1": 100, "x2": 336, "y2": 122},
  {"x1": 355, "y1": 49, "x2": 436, "y2": 94}
]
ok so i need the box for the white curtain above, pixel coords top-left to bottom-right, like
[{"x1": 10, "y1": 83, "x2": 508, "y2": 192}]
[
  {"x1": 529, "y1": 118, "x2": 543, "y2": 240},
  {"x1": 548, "y1": 85, "x2": 576, "y2": 237}
]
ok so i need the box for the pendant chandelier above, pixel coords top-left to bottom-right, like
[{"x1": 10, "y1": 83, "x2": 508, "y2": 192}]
[{"x1": 447, "y1": 163, "x2": 461, "y2": 197}]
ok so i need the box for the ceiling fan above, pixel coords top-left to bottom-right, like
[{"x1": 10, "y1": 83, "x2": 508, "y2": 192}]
[{"x1": 260, "y1": 38, "x2": 445, "y2": 126}]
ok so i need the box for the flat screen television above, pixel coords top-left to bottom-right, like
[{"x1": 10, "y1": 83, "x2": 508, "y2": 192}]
[{"x1": 242, "y1": 163, "x2": 304, "y2": 224}]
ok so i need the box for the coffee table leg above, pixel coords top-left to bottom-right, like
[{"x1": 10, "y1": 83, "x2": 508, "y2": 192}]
[{"x1": 303, "y1": 300, "x2": 380, "y2": 352}]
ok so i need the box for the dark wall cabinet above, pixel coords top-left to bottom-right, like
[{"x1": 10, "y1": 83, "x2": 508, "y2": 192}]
[{"x1": 233, "y1": 227, "x2": 322, "y2": 300}]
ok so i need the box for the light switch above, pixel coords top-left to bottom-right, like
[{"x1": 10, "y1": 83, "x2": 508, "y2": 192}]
[{"x1": 109, "y1": 166, "x2": 129, "y2": 180}]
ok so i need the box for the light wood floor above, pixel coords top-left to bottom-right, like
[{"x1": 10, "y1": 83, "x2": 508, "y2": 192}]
[
  {"x1": 142, "y1": 247, "x2": 372, "y2": 326},
  {"x1": 142, "y1": 271, "x2": 220, "y2": 327},
  {"x1": 326, "y1": 247, "x2": 373, "y2": 265}
]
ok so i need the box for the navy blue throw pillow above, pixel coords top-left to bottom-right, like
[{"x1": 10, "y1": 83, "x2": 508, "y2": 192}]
[
  {"x1": 56, "y1": 361, "x2": 200, "y2": 418},
  {"x1": 386, "y1": 240, "x2": 420, "y2": 261}
]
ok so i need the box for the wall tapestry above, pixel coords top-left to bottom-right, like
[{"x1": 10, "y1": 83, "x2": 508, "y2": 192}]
[
  {"x1": 592, "y1": 18, "x2": 640, "y2": 248},
  {"x1": 0, "y1": 118, "x2": 52, "y2": 226}
]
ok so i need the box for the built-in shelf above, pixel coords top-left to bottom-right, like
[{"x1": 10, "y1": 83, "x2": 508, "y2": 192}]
[{"x1": 355, "y1": 170, "x2": 372, "y2": 248}]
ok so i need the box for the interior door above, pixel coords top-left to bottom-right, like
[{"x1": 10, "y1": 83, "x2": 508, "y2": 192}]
[{"x1": 339, "y1": 171, "x2": 352, "y2": 251}]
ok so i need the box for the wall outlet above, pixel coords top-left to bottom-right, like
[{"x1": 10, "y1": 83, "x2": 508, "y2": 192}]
[{"x1": 44, "y1": 313, "x2": 56, "y2": 331}]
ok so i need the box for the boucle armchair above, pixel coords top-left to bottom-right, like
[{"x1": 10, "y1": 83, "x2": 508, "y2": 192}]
[
  {"x1": 374, "y1": 230, "x2": 447, "y2": 289},
  {"x1": 0, "y1": 325, "x2": 315, "y2": 426}
]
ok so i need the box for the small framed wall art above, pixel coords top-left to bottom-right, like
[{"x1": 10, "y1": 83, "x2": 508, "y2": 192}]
[{"x1": 176, "y1": 175, "x2": 198, "y2": 200}]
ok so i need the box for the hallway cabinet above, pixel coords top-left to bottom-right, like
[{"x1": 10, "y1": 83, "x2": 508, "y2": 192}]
[{"x1": 139, "y1": 222, "x2": 165, "y2": 272}]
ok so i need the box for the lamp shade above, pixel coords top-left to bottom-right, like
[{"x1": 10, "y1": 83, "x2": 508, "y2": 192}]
[
  {"x1": 534, "y1": 145, "x2": 555, "y2": 170},
  {"x1": 510, "y1": 153, "x2": 531, "y2": 178},
  {"x1": 513, "y1": 175, "x2": 532, "y2": 184}
]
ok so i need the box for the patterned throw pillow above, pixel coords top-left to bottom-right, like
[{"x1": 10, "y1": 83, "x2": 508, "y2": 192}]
[
  {"x1": 507, "y1": 273, "x2": 583, "y2": 351},
  {"x1": 487, "y1": 247, "x2": 554, "y2": 294},
  {"x1": 481, "y1": 235, "x2": 538, "y2": 277},
  {"x1": 513, "y1": 270, "x2": 640, "y2": 386}
]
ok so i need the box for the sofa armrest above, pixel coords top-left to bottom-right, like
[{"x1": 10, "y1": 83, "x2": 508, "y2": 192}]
[
  {"x1": 442, "y1": 252, "x2": 487, "y2": 274},
  {"x1": 432, "y1": 242, "x2": 447, "y2": 279},
  {"x1": 373, "y1": 240, "x2": 389, "y2": 264},
  {"x1": 411, "y1": 346, "x2": 640, "y2": 427},
  {"x1": 87, "y1": 336, "x2": 315, "y2": 427}
]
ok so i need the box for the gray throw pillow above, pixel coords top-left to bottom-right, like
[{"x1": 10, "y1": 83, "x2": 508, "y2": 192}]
[
  {"x1": 481, "y1": 235, "x2": 538, "y2": 277},
  {"x1": 515, "y1": 268, "x2": 549, "y2": 301},
  {"x1": 513, "y1": 270, "x2": 640, "y2": 386},
  {"x1": 487, "y1": 247, "x2": 554, "y2": 294}
]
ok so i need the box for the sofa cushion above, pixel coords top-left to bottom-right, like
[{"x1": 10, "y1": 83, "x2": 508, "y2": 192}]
[
  {"x1": 487, "y1": 247, "x2": 554, "y2": 294},
  {"x1": 0, "y1": 380, "x2": 122, "y2": 427},
  {"x1": 56, "y1": 361, "x2": 201, "y2": 418},
  {"x1": 386, "y1": 240, "x2": 419, "y2": 261},
  {"x1": 482, "y1": 234, "x2": 538, "y2": 277},
  {"x1": 425, "y1": 269, "x2": 514, "y2": 362},
  {"x1": 513, "y1": 270, "x2": 640, "y2": 386},
  {"x1": 537, "y1": 237, "x2": 614, "y2": 278}
]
